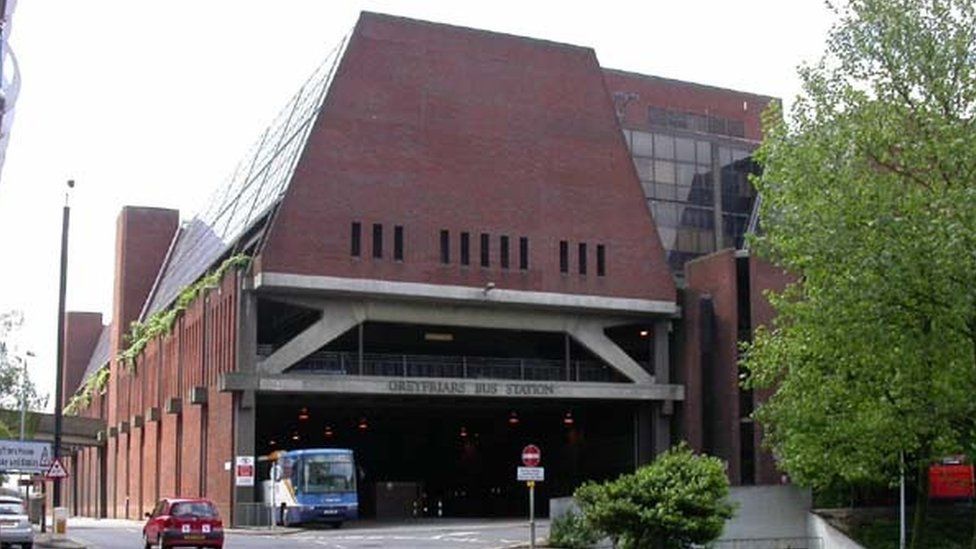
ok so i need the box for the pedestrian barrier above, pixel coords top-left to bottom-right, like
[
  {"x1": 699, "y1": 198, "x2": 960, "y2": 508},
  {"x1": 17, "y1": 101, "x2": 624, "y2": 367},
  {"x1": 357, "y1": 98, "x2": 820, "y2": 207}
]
[
  {"x1": 233, "y1": 502, "x2": 272, "y2": 527},
  {"x1": 712, "y1": 537, "x2": 823, "y2": 549}
]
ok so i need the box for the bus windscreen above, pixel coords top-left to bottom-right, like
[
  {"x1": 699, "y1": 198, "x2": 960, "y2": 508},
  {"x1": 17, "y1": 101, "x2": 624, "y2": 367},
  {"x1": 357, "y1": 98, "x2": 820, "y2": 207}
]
[{"x1": 303, "y1": 455, "x2": 356, "y2": 493}]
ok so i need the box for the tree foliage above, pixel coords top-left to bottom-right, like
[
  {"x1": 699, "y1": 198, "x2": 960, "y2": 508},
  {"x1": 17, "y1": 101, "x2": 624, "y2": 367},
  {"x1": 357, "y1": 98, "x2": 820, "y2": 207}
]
[
  {"x1": 744, "y1": 0, "x2": 976, "y2": 544},
  {"x1": 548, "y1": 510, "x2": 602, "y2": 549},
  {"x1": 574, "y1": 444, "x2": 734, "y2": 549},
  {"x1": 0, "y1": 311, "x2": 48, "y2": 414}
]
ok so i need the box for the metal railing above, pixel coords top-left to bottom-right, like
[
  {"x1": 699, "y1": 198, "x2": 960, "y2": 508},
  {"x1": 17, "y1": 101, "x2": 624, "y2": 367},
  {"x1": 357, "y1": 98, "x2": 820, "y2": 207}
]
[
  {"x1": 711, "y1": 537, "x2": 822, "y2": 549},
  {"x1": 287, "y1": 351, "x2": 623, "y2": 383},
  {"x1": 233, "y1": 502, "x2": 272, "y2": 527}
]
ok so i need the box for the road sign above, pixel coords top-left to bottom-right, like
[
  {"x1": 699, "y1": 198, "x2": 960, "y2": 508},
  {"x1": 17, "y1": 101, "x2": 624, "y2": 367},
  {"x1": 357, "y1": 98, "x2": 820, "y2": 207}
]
[
  {"x1": 236, "y1": 456, "x2": 255, "y2": 487},
  {"x1": 0, "y1": 440, "x2": 53, "y2": 474},
  {"x1": 45, "y1": 457, "x2": 68, "y2": 479},
  {"x1": 521, "y1": 444, "x2": 541, "y2": 467},
  {"x1": 518, "y1": 466, "x2": 545, "y2": 481}
]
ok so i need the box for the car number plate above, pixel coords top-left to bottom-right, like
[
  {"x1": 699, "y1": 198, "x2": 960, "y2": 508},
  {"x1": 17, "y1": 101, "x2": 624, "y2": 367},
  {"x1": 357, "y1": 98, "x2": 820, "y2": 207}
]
[{"x1": 185, "y1": 534, "x2": 204, "y2": 540}]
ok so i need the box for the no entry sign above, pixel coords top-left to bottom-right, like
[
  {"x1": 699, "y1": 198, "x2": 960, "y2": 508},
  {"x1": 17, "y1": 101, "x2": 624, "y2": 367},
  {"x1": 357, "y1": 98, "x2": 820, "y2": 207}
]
[{"x1": 522, "y1": 444, "x2": 541, "y2": 467}]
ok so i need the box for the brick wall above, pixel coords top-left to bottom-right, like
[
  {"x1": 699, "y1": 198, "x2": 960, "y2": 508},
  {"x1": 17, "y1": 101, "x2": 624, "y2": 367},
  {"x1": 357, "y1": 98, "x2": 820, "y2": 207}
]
[
  {"x1": 259, "y1": 12, "x2": 676, "y2": 304},
  {"x1": 683, "y1": 249, "x2": 741, "y2": 482},
  {"x1": 62, "y1": 312, "x2": 103, "y2": 405}
]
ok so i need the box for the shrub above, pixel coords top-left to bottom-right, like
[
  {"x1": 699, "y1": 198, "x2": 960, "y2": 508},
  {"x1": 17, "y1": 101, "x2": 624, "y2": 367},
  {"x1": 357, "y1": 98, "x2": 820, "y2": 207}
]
[
  {"x1": 549, "y1": 509, "x2": 601, "y2": 549},
  {"x1": 574, "y1": 443, "x2": 735, "y2": 549}
]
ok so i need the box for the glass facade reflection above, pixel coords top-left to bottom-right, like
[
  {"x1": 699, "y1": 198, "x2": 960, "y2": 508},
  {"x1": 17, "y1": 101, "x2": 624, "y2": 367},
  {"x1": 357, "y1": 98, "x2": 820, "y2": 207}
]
[{"x1": 622, "y1": 127, "x2": 759, "y2": 274}]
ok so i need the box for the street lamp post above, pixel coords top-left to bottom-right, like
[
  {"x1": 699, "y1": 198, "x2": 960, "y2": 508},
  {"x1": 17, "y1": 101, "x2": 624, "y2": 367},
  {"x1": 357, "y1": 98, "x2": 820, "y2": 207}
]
[
  {"x1": 52, "y1": 179, "x2": 73, "y2": 508},
  {"x1": 18, "y1": 350, "x2": 34, "y2": 440}
]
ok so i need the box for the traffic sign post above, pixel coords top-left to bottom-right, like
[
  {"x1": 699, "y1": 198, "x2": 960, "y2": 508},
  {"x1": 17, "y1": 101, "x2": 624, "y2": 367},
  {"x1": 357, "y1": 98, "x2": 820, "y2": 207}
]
[{"x1": 520, "y1": 445, "x2": 544, "y2": 549}]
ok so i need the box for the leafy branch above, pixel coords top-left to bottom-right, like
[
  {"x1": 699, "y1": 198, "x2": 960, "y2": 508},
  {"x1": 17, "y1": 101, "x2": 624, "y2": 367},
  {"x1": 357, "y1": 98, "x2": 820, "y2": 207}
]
[
  {"x1": 64, "y1": 254, "x2": 249, "y2": 416},
  {"x1": 117, "y1": 254, "x2": 249, "y2": 370}
]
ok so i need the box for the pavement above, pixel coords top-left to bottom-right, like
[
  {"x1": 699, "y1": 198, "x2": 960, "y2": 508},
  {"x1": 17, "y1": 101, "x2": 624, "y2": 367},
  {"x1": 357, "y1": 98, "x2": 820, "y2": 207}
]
[{"x1": 36, "y1": 516, "x2": 550, "y2": 548}]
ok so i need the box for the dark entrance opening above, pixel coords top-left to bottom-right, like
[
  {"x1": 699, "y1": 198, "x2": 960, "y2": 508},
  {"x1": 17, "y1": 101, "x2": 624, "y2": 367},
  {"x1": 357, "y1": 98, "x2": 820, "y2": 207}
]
[{"x1": 255, "y1": 395, "x2": 636, "y2": 518}]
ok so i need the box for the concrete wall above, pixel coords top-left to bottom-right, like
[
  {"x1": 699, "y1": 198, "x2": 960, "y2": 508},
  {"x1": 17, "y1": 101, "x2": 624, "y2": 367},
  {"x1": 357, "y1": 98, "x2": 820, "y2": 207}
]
[
  {"x1": 720, "y1": 485, "x2": 811, "y2": 540},
  {"x1": 807, "y1": 512, "x2": 865, "y2": 549}
]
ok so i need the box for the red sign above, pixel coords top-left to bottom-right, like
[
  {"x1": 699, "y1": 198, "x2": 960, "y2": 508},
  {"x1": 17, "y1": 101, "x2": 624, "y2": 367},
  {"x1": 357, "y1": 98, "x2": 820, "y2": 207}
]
[
  {"x1": 522, "y1": 444, "x2": 541, "y2": 467},
  {"x1": 930, "y1": 464, "x2": 974, "y2": 499}
]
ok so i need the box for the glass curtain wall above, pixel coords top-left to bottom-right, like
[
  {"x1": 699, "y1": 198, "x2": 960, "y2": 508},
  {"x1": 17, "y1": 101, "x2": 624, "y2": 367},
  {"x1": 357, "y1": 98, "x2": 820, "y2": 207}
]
[{"x1": 622, "y1": 128, "x2": 758, "y2": 274}]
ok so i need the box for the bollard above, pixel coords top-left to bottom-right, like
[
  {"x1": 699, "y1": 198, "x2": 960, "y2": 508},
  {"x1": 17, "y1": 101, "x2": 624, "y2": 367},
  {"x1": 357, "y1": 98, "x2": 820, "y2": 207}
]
[{"x1": 53, "y1": 507, "x2": 68, "y2": 539}]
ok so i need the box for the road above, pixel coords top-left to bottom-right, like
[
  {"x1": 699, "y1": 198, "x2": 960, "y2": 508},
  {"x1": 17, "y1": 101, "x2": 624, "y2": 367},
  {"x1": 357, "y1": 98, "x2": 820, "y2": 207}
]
[{"x1": 62, "y1": 517, "x2": 549, "y2": 548}]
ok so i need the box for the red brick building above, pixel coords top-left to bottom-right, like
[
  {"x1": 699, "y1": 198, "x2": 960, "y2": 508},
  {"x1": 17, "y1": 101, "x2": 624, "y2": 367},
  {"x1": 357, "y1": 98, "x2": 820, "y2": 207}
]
[{"x1": 61, "y1": 12, "x2": 785, "y2": 523}]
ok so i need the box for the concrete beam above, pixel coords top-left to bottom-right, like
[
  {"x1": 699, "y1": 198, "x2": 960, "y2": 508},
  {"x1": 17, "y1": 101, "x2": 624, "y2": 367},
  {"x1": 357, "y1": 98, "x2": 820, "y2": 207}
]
[
  {"x1": 569, "y1": 322, "x2": 654, "y2": 383},
  {"x1": 221, "y1": 372, "x2": 684, "y2": 402},
  {"x1": 256, "y1": 302, "x2": 361, "y2": 375},
  {"x1": 255, "y1": 272, "x2": 680, "y2": 317}
]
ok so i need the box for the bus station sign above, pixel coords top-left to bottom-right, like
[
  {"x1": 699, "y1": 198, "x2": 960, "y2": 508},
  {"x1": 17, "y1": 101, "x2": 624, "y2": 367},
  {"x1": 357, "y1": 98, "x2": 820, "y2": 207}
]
[{"x1": 0, "y1": 440, "x2": 52, "y2": 474}]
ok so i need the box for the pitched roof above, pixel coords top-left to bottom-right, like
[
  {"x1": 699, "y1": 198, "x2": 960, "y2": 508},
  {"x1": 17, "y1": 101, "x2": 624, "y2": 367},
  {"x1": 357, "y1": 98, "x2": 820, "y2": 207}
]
[
  {"x1": 80, "y1": 324, "x2": 112, "y2": 383},
  {"x1": 140, "y1": 37, "x2": 350, "y2": 318}
]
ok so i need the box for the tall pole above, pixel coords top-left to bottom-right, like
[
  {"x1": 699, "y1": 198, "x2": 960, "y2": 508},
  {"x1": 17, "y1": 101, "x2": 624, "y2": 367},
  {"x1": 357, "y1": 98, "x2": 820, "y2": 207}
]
[
  {"x1": 52, "y1": 179, "x2": 73, "y2": 507},
  {"x1": 899, "y1": 451, "x2": 906, "y2": 549},
  {"x1": 528, "y1": 480, "x2": 536, "y2": 549},
  {"x1": 19, "y1": 351, "x2": 33, "y2": 440}
]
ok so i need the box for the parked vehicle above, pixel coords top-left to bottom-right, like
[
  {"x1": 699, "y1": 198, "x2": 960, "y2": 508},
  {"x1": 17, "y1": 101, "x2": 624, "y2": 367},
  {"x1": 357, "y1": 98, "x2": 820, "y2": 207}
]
[
  {"x1": 142, "y1": 498, "x2": 223, "y2": 549},
  {"x1": 0, "y1": 495, "x2": 33, "y2": 549},
  {"x1": 262, "y1": 448, "x2": 358, "y2": 527}
]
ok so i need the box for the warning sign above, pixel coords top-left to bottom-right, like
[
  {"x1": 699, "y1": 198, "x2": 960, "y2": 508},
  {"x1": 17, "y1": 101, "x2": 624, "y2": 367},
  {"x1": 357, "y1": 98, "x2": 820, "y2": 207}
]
[
  {"x1": 45, "y1": 457, "x2": 68, "y2": 479},
  {"x1": 235, "y1": 456, "x2": 255, "y2": 487}
]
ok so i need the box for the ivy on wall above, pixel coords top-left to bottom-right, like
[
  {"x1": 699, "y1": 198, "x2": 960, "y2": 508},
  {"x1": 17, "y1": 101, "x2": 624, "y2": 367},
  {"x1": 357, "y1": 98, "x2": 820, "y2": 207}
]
[{"x1": 64, "y1": 254, "x2": 249, "y2": 416}]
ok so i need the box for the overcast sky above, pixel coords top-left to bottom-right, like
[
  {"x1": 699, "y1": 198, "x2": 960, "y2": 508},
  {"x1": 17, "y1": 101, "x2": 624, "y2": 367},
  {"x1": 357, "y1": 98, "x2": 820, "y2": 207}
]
[{"x1": 0, "y1": 1, "x2": 835, "y2": 408}]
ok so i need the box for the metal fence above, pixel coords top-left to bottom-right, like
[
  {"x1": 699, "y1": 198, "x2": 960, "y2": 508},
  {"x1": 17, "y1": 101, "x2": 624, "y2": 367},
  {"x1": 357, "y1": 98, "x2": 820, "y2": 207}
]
[
  {"x1": 233, "y1": 502, "x2": 272, "y2": 528},
  {"x1": 287, "y1": 351, "x2": 623, "y2": 382},
  {"x1": 711, "y1": 537, "x2": 822, "y2": 549}
]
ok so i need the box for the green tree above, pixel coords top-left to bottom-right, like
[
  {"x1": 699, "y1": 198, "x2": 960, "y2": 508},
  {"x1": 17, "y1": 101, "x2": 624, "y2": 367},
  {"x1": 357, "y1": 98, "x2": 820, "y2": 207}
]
[
  {"x1": 574, "y1": 444, "x2": 734, "y2": 549},
  {"x1": 0, "y1": 311, "x2": 48, "y2": 420},
  {"x1": 744, "y1": 0, "x2": 976, "y2": 546}
]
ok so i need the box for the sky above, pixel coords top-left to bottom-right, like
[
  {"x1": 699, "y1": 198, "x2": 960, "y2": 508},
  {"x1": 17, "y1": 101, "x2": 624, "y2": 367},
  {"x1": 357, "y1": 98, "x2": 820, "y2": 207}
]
[{"x1": 0, "y1": 0, "x2": 836, "y2": 409}]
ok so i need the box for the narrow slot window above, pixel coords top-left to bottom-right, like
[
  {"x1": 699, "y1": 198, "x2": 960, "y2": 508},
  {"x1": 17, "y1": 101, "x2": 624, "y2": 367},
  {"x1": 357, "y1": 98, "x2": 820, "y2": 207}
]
[
  {"x1": 372, "y1": 224, "x2": 383, "y2": 258},
  {"x1": 559, "y1": 241, "x2": 569, "y2": 273},
  {"x1": 597, "y1": 245, "x2": 606, "y2": 276},
  {"x1": 578, "y1": 243, "x2": 587, "y2": 275},
  {"x1": 480, "y1": 233, "x2": 490, "y2": 267},
  {"x1": 440, "y1": 230, "x2": 450, "y2": 264},
  {"x1": 519, "y1": 237, "x2": 529, "y2": 270},
  {"x1": 350, "y1": 222, "x2": 361, "y2": 257},
  {"x1": 500, "y1": 236, "x2": 510, "y2": 269},
  {"x1": 460, "y1": 232, "x2": 470, "y2": 266},
  {"x1": 394, "y1": 226, "x2": 404, "y2": 261}
]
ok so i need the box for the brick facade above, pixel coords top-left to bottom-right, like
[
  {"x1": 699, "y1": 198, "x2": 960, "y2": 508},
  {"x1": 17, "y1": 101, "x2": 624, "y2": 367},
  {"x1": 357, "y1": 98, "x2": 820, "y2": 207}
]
[{"x1": 61, "y1": 12, "x2": 790, "y2": 522}]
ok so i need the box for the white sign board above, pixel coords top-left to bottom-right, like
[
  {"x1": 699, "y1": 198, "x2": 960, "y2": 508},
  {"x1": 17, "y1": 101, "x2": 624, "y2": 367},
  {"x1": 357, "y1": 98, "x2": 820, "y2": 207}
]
[
  {"x1": 235, "y1": 456, "x2": 255, "y2": 487},
  {"x1": 517, "y1": 466, "x2": 545, "y2": 482},
  {"x1": 0, "y1": 440, "x2": 52, "y2": 473}
]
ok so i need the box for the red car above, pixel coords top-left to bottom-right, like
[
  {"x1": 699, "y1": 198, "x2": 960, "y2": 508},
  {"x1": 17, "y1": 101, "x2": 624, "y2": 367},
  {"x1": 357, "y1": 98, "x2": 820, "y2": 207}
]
[{"x1": 143, "y1": 497, "x2": 224, "y2": 549}]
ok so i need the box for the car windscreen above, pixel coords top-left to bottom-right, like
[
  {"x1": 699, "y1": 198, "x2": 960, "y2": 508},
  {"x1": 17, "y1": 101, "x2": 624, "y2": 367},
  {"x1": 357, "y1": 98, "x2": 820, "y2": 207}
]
[
  {"x1": 302, "y1": 454, "x2": 355, "y2": 493},
  {"x1": 170, "y1": 502, "x2": 217, "y2": 518},
  {"x1": 0, "y1": 502, "x2": 23, "y2": 515}
]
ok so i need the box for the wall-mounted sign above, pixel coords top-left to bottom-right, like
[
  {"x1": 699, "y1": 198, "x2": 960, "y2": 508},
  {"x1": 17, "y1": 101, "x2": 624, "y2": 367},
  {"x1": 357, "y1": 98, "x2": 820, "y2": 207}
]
[
  {"x1": 386, "y1": 380, "x2": 555, "y2": 397},
  {"x1": 236, "y1": 456, "x2": 255, "y2": 487}
]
